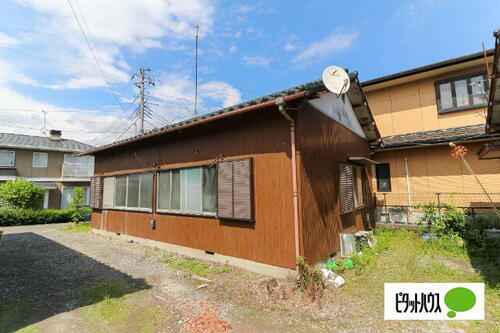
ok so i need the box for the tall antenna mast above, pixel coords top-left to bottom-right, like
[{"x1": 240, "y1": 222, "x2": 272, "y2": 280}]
[
  {"x1": 132, "y1": 67, "x2": 154, "y2": 135},
  {"x1": 41, "y1": 110, "x2": 47, "y2": 136},
  {"x1": 194, "y1": 25, "x2": 200, "y2": 116}
]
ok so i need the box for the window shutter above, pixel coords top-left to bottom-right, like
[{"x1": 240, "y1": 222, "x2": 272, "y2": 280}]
[
  {"x1": 217, "y1": 161, "x2": 234, "y2": 219},
  {"x1": 339, "y1": 163, "x2": 354, "y2": 214},
  {"x1": 89, "y1": 176, "x2": 102, "y2": 209},
  {"x1": 233, "y1": 158, "x2": 253, "y2": 220},
  {"x1": 217, "y1": 158, "x2": 253, "y2": 221}
]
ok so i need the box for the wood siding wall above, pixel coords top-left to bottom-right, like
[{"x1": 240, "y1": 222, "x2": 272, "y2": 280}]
[
  {"x1": 296, "y1": 103, "x2": 373, "y2": 264},
  {"x1": 91, "y1": 108, "x2": 297, "y2": 269}
]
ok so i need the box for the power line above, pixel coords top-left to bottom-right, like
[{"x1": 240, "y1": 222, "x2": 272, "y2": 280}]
[{"x1": 66, "y1": 0, "x2": 129, "y2": 114}]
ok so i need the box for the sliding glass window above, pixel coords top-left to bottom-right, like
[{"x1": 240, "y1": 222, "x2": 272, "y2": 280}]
[
  {"x1": 157, "y1": 165, "x2": 216, "y2": 215},
  {"x1": 113, "y1": 172, "x2": 153, "y2": 211}
]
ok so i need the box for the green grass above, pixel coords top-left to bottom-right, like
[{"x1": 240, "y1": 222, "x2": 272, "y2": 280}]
[
  {"x1": 58, "y1": 222, "x2": 91, "y2": 233},
  {"x1": 79, "y1": 280, "x2": 133, "y2": 324},
  {"x1": 341, "y1": 228, "x2": 499, "y2": 332},
  {"x1": 159, "y1": 253, "x2": 230, "y2": 276}
]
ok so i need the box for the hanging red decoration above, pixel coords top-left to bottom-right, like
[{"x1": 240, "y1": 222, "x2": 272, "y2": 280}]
[{"x1": 451, "y1": 145, "x2": 468, "y2": 158}]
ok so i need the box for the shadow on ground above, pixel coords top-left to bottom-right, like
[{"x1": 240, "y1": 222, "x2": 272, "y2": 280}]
[{"x1": 0, "y1": 232, "x2": 150, "y2": 333}]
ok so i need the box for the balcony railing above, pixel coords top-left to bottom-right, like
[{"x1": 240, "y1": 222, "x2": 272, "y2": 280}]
[{"x1": 62, "y1": 162, "x2": 94, "y2": 178}]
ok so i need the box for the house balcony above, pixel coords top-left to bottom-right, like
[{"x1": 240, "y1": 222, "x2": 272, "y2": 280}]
[{"x1": 61, "y1": 163, "x2": 94, "y2": 178}]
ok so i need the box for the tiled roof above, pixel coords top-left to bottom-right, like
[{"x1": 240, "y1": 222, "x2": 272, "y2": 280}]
[
  {"x1": 361, "y1": 49, "x2": 494, "y2": 87},
  {"x1": 0, "y1": 133, "x2": 94, "y2": 152},
  {"x1": 81, "y1": 71, "x2": 381, "y2": 155},
  {"x1": 381, "y1": 125, "x2": 489, "y2": 148}
]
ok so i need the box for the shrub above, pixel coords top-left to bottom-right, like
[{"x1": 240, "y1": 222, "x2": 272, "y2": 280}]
[
  {"x1": 463, "y1": 216, "x2": 500, "y2": 259},
  {"x1": 296, "y1": 256, "x2": 325, "y2": 301},
  {"x1": 416, "y1": 202, "x2": 467, "y2": 238},
  {"x1": 0, "y1": 180, "x2": 44, "y2": 209},
  {"x1": 0, "y1": 207, "x2": 91, "y2": 226}
]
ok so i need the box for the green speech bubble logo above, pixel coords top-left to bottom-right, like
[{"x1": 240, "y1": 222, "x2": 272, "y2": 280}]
[{"x1": 445, "y1": 287, "x2": 476, "y2": 318}]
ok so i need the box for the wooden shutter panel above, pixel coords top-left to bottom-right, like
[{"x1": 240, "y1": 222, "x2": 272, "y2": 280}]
[
  {"x1": 217, "y1": 160, "x2": 234, "y2": 219},
  {"x1": 233, "y1": 158, "x2": 253, "y2": 221},
  {"x1": 217, "y1": 158, "x2": 253, "y2": 221},
  {"x1": 89, "y1": 176, "x2": 102, "y2": 209},
  {"x1": 339, "y1": 163, "x2": 354, "y2": 214}
]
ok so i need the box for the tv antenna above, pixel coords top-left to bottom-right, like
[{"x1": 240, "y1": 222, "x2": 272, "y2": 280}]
[
  {"x1": 194, "y1": 25, "x2": 200, "y2": 116},
  {"x1": 322, "y1": 66, "x2": 350, "y2": 96}
]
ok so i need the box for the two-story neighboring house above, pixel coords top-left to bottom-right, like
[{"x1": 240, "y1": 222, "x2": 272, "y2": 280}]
[
  {"x1": 0, "y1": 130, "x2": 95, "y2": 209},
  {"x1": 363, "y1": 49, "x2": 500, "y2": 216}
]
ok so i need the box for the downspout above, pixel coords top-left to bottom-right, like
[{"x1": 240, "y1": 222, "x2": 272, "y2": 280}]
[{"x1": 275, "y1": 97, "x2": 301, "y2": 267}]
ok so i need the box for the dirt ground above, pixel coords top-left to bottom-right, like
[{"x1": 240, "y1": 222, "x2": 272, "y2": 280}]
[{"x1": 0, "y1": 224, "x2": 495, "y2": 332}]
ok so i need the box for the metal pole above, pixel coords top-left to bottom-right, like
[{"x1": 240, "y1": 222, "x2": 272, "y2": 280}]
[
  {"x1": 139, "y1": 68, "x2": 145, "y2": 135},
  {"x1": 194, "y1": 25, "x2": 200, "y2": 116},
  {"x1": 460, "y1": 154, "x2": 500, "y2": 218},
  {"x1": 41, "y1": 110, "x2": 47, "y2": 136},
  {"x1": 437, "y1": 193, "x2": 441, "y2": 218}
]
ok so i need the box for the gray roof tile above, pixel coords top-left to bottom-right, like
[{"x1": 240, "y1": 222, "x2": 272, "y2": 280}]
[
  {"x1": 381, "y1": 125, "x2": 489, "y2": 148},
  {"x1": 0, "y1": 133, "x2": 94, "y2": 152}
]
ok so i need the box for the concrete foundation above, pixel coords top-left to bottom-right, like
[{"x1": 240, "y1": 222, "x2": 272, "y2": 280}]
[{"x1": 92, "y1": 228, "x2": 296, "y2": 279}]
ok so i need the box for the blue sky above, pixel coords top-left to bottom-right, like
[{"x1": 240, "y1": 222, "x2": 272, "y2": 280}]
[{"x1": 0, "y1": 0, "x2": 498, "y2": 145}]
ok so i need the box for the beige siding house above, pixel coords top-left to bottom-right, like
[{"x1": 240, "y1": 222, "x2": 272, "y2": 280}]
[
  {"x1": 0, "y1": 130, "x2": 94, "y2": 209},
  {"x1": 363, "y1": 50, "x2": 500, "y2": 212}
]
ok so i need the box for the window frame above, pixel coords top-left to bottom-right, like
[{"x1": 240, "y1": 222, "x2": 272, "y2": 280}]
[
  {"x1": 375, "y1": 163, "x2": 392, "y2": 192},
  {"x1": 156, "y1": 164, "x2": 217, "y2": 218},
  {"x1": 32, "y1": 152, "x2": 48, "y2": 168},
  {"x1": 435, "y1": 71, "x2": 488, "y2": 114},
  {"x1": 0, "y1": 150, "x2": 15, "y2": 167},
  {"x1": 352, "y1": 164, "x2": 367, "y2": 209},
  {"x1": 105, "y1": 172, "x2": 154, "y2": 213}
]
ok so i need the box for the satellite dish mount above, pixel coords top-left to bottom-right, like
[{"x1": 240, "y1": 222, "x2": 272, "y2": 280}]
[{"x1": 322, "y1": 65, "x2": 350, "y2": 97}]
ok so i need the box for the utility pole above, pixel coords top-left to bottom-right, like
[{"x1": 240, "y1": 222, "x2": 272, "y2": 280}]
[
  {"x1": 194, "y1": 25, "x2": 200, "y2": 116},
  {"x1": 132, "y1": 68, "x2": 154, "y2": 135}
]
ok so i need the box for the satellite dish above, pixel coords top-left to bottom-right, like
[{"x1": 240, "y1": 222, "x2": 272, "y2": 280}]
[{"x1": 322, "y1": 65, "x2": 350, "y2": 95}]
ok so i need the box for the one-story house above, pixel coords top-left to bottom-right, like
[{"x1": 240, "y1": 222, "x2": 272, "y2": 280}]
[{"x1": 80, "y1": 72, "x2": 380, "y2": 277}]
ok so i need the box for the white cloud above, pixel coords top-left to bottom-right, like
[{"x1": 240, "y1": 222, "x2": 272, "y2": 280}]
[
  {"x1": 199, "y1": 81, "x2": 241, "y2": 107},
  {"x1": 242, "y1": 55, "x2": 273, "y2": 67},
  {"x1": 292, "y1": 32, "x2": 359, "y2": 63},
  {"x1": 0, "y1": 32, "x2": 19, "y2": 46},
  {"x1": 284, "y1": 42, "x2": 296, "y2": 51},
  {"x1": 8, "y1": 0, "x2": 215, "y2": 89},
  {"x1": 0, "y1": 86, "x2": 132, "y2": 145},
  {"x1": 395, "y1": 0, "x2": 435, "y2": 25},
  {"x1": 229, "y1": 45, "x2": 237, "y2": 53},
  {"x1": 150, "y1": 72, "x2": 241, "y2": 120}
]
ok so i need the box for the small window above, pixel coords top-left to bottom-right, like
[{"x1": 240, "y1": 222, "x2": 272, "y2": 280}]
[
  {"x1": 0, "y1": 150, "x2": 15, "y2": 167},
  {"x1": 376, "y1": 163, "x2": 391, "y2": 192},
  {"x1": 157, "y1": 165, "x2": 216, "y2": 215},
  {"x1": 435, "y1": 72, "x2": 488, "y2": 113},
  {"x1": 340, "y1": 163, "x2": 368, "y2": 214},
  {"x1": 32, "y1": 152, "x2": 48, "y2": 168}
]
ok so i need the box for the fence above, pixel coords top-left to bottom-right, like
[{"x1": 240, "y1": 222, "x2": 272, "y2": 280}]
[{"x1": 374, "y1": 192, "x2": 500, "y2": 225}]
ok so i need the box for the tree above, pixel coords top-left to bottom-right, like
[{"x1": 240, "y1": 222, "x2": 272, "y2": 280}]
[
  {"x1": 69, "y1": 187, "x2": 87, "y2": 223},
  {"x1": 0, "y1": 180, "x2": 44, "y2": 209}
]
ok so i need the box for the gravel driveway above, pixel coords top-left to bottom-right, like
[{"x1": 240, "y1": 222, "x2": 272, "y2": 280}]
[
  {"x1": 0, "y1": 225, "x2": 467, "y2": 333},
  {"x1": 0, "y1": 225, "x2": 308, "y2": 332}
]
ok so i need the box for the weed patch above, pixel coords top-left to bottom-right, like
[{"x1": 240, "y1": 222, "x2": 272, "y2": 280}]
[
  {"x1": 58, "y1": 222, "x2": 91, "y2": 233},
  {"x1": 160, "y1": 254, "x2": 230, "y2": 276},
  {"x1": 79, "y1": 280, "x2": 133, "y2": 324}
]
